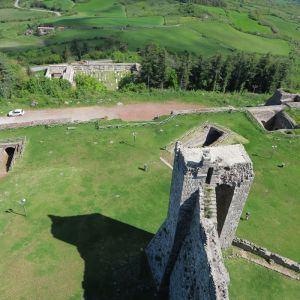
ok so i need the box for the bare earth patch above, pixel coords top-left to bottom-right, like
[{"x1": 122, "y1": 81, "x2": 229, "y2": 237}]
[{"x1": 0, "y1": 102, "x2": 205, "y2": 126}]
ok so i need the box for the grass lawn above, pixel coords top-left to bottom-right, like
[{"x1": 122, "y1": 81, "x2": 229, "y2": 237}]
[
  {"x1": 0, "y1": 111, "x2": 299, "y2": 299},
  {"x1": 226, "y1": 258, "x2": 300, "y2": 300}
]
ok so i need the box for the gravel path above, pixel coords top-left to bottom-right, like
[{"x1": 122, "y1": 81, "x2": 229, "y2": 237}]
[{"x1": 0, "y1": 102, "x2": 206, "y2": 127}]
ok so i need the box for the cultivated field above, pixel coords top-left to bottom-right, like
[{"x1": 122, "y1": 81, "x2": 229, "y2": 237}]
[{"x1": 0, "y1": 111, "x2": 299, "y2": 299}]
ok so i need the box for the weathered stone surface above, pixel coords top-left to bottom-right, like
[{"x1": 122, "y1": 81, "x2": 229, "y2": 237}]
[
  {"x1": 146, "y1": 143, "x2": 254, "y2": 299},
  {"x1": 233, "y1": 238, "x2": 300, "y2": 273},
  {"x1": 248, "y1": 107, "x2": 298, "y2": 131}
]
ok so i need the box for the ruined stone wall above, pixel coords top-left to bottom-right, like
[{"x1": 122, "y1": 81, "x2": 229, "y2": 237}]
[
  {"x1": 146, "y1": 143, "x2": 254, "y2": 299},
  {"x1": 233, "y1": 238, "x2": 300, "y2": 273},
  {"x1": 146, "y1": 149, "x2": 201, "y2": 289}
]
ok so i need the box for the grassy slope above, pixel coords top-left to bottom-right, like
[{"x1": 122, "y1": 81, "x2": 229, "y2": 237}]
[
  {"x1": 287, "y1": 108, "x2": 300, "y2": 123},
  {"x1": 228, "y1": 10, "x2": 272, "y2": 34},
  {"x1": 0, "y1": 112, "x2": 299, "y2": 299},
  {"x1": 263, "y1": 15, "x2": 300, "y2": 41},
  {"x1": 0, "y1": 0, "x2": 296, "y2": 57},
  {"x1": 22, "y1": 0, "x2": 74, "y2": 11},
  {"x1": 0, "y1": 8, "x2": 51, "y2": 21},
  {"x1": 188, "y1": 20, "x2": 290, "y2": 55}
]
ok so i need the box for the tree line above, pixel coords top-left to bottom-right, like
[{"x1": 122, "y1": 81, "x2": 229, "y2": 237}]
[{"x1": 123, "y1": 44, "x2": 291, "y2": 94}]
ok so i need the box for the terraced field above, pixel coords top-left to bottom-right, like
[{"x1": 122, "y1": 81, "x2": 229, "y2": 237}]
[{"x1": 0, "y1": 0, "x2": 298, "y2": 59}]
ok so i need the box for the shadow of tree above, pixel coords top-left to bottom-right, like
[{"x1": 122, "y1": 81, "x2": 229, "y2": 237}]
[{"x1": 49, "y1": 213, "x2": 162, "y2": 300}]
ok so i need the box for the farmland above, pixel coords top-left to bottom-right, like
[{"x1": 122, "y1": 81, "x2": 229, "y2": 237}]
[{"x1": 0, "y1": 0, "x2": 297, "y2": 57}]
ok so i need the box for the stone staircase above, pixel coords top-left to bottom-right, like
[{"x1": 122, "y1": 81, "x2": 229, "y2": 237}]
[{"x1": 203, "y1": 184, "x2": 217, "y2": 226}]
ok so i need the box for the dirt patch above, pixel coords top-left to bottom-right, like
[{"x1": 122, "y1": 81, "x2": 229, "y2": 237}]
[{"x1": 115, "y1": 102, "x2": 206, "y2": 121}]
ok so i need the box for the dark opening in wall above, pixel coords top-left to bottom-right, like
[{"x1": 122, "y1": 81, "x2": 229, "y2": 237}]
[
  {"x1": 5, "y1": 147, "x2": 15, "y2": 172},
  {"x1": 205, "y1": 168, "x2": 214, "y2": 184},
  {"x1": 262, "y1": 111, "x2": 297, "y2": 131},
  {"x1": 203, "y1": 127, "x2": 224, "y2": 147},
  {"x1": 215, "y1": 184, "x2": 235, "y2": 236}
]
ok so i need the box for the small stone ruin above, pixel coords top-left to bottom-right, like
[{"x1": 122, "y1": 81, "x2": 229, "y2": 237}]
[
  {"x1": 0, "y1": 138, "x2": 25, "y2": 177},
  {"x1": 249, "y1": 107, "x2": 298, "y2": 131},
  {"x1": 265, "y1": 89, "x2": 300, "y2": 107},
  {"x1": 165, "y1": 124, "x2": 246, "y2": 153},
  {"x1": 45, "y1": 60, "x2": 141, "y2": 89},
  {"x1": 146, "y1": 143, "x2": 254, "y2": 299}
]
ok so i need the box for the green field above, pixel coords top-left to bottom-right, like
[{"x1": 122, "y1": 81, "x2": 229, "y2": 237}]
[
  {"x1": 263, "y1": 15, "x2": 300, "y2": 41},
  {"x1": 228, "y1": 11, "x2": 272, "y2": 34},
  {"x1": 0, "y1": 111, "x2": 299, "y2": 299},
  {"x1": 0, "y1": 8, "x2": 51, "y2": 21},
  {"x1": 188, "y1": 20, "x2": 290, "y2": 55},
  {"x1": 0, "y1": 0, "x2": 298, "y2": 59},
  {"x1": 53, "y1": 15, "x2": 164, "y2": 27}
]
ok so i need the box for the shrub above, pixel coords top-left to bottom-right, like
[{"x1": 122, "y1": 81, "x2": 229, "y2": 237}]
[
  {"x1": 20, "y1": 77, "x2": 72, "y2": 98},
  {"x1": 75, "y1": 74, "x2": 107, "y2": 93}
]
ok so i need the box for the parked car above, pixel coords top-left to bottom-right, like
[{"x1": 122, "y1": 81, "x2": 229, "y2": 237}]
[{"x1": 7, "y1": 109, "x2": 25, "y2": 117}]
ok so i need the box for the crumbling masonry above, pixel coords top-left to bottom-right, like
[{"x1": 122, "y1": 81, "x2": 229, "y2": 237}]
[{"x1": 146, "y1": 143, "x2": 254, "y2": 299}]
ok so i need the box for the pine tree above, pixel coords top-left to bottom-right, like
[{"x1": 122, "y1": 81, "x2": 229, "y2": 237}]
[
  {"x1": 140, "y1": 44, "x2": 168, "y2": 89},
  {"x1": 63, "y1": 45, "x2": 71, "y2": 62},
  {"x1": 178, "y1": 51, "x2": 192, "y2": 90}
]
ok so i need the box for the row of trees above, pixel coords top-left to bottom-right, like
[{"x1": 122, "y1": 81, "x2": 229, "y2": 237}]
[
  {"x1": 178, "y1": 0, "x2": 226, "y2": 7},
  {"x1": 0, "y1": 53, "x2": 25, "y2": 98},
  {"x1": 132, "y1": 44, "x2": 291, "y2": 94}
]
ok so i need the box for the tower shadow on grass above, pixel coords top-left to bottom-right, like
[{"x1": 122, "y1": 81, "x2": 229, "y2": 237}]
[{"x1": 49, "y1": 213, "x2": 162, "y2": 300}]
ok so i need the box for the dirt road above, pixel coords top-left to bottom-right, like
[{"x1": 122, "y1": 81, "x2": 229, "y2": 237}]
[{"x1": 0, "y1": 102, "x2": 205, "y2": 127}]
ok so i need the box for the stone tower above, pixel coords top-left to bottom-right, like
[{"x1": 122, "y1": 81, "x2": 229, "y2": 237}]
[{"x1": 146, "y1": 143, "x2": 254, "y2": 299}]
